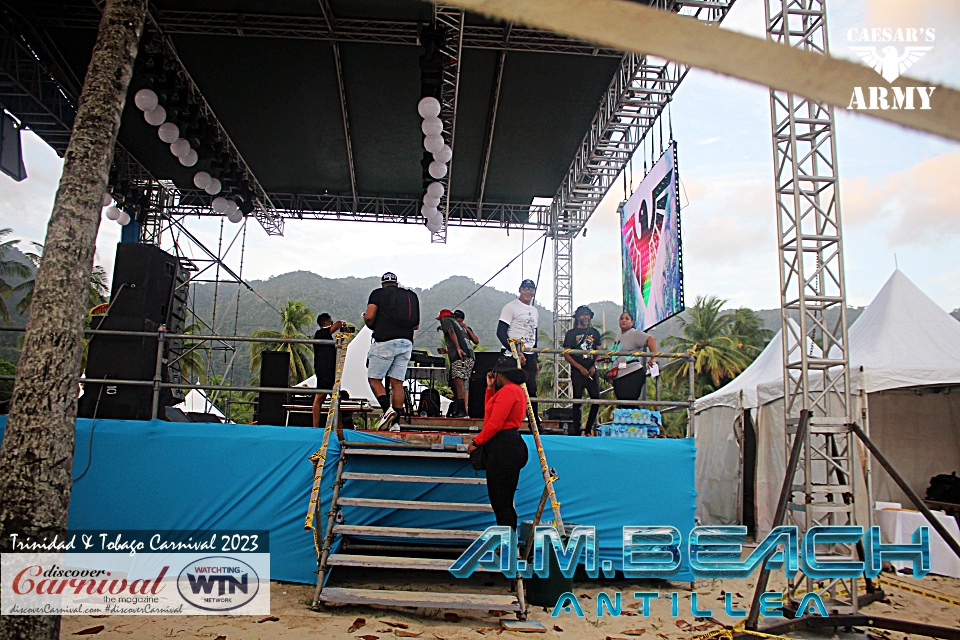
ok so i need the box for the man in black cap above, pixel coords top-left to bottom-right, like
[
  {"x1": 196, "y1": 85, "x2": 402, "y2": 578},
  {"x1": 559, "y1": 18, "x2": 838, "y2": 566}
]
[
  {"x1": 364, "y1": 272, "x2": 420, "y2": 430},
  {"x1": 562, "y1": 305, "x2": 602, "y2": 435},
  {"x1": 497, "y1": 279, "x2": 540, "y2": 419}
]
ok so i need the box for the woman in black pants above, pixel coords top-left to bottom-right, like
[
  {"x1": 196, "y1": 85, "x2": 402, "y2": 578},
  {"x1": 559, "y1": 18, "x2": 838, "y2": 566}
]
[
  {"x1": 467, "y1": 356, "x2": 530, "y2": 529},
  {"x1": 605, "y1": 311, "x2": 658, "y2": 408}
]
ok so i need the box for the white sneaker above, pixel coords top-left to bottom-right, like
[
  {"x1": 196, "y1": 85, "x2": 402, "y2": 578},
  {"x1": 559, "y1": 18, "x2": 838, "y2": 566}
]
[
  {"x1": 388, "y1": 424, "x2": 401, "y2": 432},
  {"x1": 375, "y1": 407, "x2": 397, "y2": 431}
]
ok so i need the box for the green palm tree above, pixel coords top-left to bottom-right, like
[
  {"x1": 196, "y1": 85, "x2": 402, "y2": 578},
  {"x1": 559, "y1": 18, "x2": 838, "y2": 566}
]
[
  {"x1": 662, "y1": 295, "x2": 752, "y2": 391},
  {"x1": 0, "y1": 229, "x2": 32, "y2": 321},
  {"x1": 729, "y1": 307, "x2": 774, "y2": 357},
  {"x1": 250, "y1": 299, "x2": 314, "y2": 383},
  {"x1": 14, "y1": 244, "x2": 109, "y2": 314}
]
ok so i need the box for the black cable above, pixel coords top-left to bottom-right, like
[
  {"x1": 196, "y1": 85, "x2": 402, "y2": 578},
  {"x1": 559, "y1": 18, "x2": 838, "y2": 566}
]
[
  {"x1": 411, "y1": 231, "x2": 548, "y2": 343},
  {"x1": 72, "y1": 384, "x2": 104, "y2": 482}
]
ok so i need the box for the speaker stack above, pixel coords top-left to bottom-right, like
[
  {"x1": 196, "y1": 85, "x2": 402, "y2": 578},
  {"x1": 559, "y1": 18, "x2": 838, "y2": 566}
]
[
  {"x1": 256, "y1": 351, "x2": 290, "y2": 426},
  {"x1": 77, "y1": 243, "x2": 190, "y2": 421}
]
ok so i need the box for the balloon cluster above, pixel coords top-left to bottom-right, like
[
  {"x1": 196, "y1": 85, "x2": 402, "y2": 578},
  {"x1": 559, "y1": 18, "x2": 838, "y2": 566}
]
[
  {"x1": 417, "y1": 97, "x2": 451, "y2": 234},
  {"x1": 133, "y1": 88, "x2": 243, "y2": 224}
]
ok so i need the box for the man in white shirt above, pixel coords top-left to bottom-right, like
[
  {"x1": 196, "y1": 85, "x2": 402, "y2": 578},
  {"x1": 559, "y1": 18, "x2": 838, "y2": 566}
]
[{"x1": 497, "y1": 279, "x2": 540, "y2": 420}]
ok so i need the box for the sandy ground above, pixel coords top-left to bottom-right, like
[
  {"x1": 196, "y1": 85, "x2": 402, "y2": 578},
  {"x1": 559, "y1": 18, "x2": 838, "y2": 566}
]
[{"x1": 58, "y1": 570, "x2": 960, "y2": 639}]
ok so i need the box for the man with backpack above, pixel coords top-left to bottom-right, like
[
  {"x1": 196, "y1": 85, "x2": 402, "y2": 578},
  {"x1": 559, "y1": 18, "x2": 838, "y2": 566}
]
[{"x1": 364, "y1": 272, "x2": 420, "y2": 430}]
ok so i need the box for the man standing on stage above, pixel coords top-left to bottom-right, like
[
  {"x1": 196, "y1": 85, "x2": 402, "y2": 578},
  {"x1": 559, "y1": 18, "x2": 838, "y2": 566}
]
[
  {"x1": 438, "y1": 309, "x2": 474, "y2": 418},
  {"x1": 453, "y1": 309, "x2": 480, "y2": 348},
  {"x1": 562, "y1": 305, "x2": 602, "y2": 435},
  {"x1": 497, "y1": 279, "x2": 540, "y2": 418},
  {"x1": 364, "y1": 272, "x2": 420, "y2": 430},
  {"x1": 312, "y1": 313, "x2": 346, "y2": 428}
]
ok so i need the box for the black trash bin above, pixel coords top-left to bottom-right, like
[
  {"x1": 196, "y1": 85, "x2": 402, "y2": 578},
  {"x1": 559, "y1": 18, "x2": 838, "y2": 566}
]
[{"x1": 519, "y1": 521, "x2": 577, "y2": 607}]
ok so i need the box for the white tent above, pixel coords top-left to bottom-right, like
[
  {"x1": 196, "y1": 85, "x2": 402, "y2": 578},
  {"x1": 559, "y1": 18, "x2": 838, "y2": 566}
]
[
  {"x1": 174, "y1": 388, "x2": 226, "y2": 419},
  {"x1": 694, "y1": 271, "x2": 960, "y2": 535},
  {"x1": 294, "y1": 326, "x2": 452, "y2": 414}
]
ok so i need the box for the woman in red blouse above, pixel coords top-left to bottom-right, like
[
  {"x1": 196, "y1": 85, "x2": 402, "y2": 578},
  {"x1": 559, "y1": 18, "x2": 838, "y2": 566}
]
[{"x1": 467, "y1": 356, "x2": 530, "y2": 529}]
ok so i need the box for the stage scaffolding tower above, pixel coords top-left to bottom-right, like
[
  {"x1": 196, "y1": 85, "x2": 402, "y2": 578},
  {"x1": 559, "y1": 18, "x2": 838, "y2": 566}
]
[
  {"x1": 766, "y1": 0, "x2": 858, "y2": 612},
  {"x1": 547, "y1": 0, "x2": 732, "y2": 401}
]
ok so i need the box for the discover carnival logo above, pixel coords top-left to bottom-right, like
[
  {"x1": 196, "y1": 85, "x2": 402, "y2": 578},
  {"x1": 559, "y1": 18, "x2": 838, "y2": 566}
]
[{"x1": 847, "y1": 27, "x2": 936, "y2": 111}]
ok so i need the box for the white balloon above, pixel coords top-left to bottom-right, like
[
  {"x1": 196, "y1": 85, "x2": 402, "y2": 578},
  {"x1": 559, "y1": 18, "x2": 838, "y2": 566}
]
[
  {"x1": 433, "y1": 144, "x2": 453, "y2": 164},
  {"x1": 193, "y1": 171, "x2": 212, "y2": 189},
  {"x1": 428, "y1": 161, "x2": 447, "y2": 179},
  {"x1": 101, "y1": 192, "x2": 113, "y2": 207},
  {"x1": 426, "y1": 181, "x2": 444, "y2": 198},
  {"x1": 424, "y1": 135, "x2": 444, "y2": 154},
  {"x1": 421, "y1": 117, "x2": 443, "y2": 137},
  {"x1": 104, "y1": 205, "x2": 121, "y2": 221},
  {"x1": 179, "y1": 149, "x2": 198, "y2": 167},
  {"x1": 426, "y1": 219, "x2": 442, "y2": 233},
  {"x1": 423, "y1": 196, "x2": 441, "y2": 208},
  {"x1": 134, "y1": 88, "x2": 158, "y2": 112},
  {"x1": 417, "y1": 96, "x2": 441, "y2": 119},
  {"x1": 421, "y1": 204, "x2": 438, "y2": 218},
  {"x1": 144, "y1": 105, "x2": 166, "y2": 126},
  {"x1": 227, "y1": 209, "x2": 244, "y2": 224},
  {"x1": 117, "y1": 211, "x2": 131, "y2": 226},
  {"x1": 204, "y1": 178, "x2": 222, "y2": 195},
  {"x1": 157, "y1": 122, "x2": 179, "y2": 143},
  {"x1": 170, "y1": 138, "x2": 191, "y2": 158},
  {"x1": 427, "y1": 209, "x2": 443, "y2": 226},
  {"x1": 212, "y1": 196, "x2": 230, "y2": 213},
  {"x1": 225, "y1": 199, "x2": 240, "y2": 214}
]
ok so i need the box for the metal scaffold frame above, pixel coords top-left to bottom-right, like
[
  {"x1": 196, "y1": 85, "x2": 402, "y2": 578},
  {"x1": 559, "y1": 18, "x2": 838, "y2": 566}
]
[
  {"x1": 431, "y1": 4, "x2": 464, "y2": 244},
  {"x1": 549, "y1": 0, "x2": 732, "y2": 399},
  {"x1": 766, "y1": 0, "x2": 858, "y2": 614}
]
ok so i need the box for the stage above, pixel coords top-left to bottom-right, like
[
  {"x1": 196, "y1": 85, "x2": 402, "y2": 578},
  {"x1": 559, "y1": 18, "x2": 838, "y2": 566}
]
[{"x1": 0, "y1": 418, "x2": 697, "y2": 583}]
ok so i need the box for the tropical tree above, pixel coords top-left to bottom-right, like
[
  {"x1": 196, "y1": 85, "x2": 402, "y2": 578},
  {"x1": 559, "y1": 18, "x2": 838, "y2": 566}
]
[
  {"x1": 729, "y1": 307, "x2": 774, "y2": 357},
  {"x1": 661, "y1": 296, "x2": 752, "y2": 392},
  {"x1": 15, "y1": 244, "x2": 110, "y2": 314},
  {"x1": 249, "y1": 299, "x2": 314, "y2": 383},
  {"x1": 0, "y1": 228, "x2": 32, "y2": 321},
  {"x1": 0, "y1": 3, "x2": 148, "y2": 639}
]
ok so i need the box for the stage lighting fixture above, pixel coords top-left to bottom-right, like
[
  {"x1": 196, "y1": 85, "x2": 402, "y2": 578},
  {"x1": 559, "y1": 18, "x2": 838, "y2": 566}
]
[{"x1": 238, "y1": 197, "x2": 255, "y2": 215}]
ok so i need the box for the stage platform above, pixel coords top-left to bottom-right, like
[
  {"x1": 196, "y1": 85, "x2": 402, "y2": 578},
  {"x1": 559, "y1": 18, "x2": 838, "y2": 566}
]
[{"x1": 0, "y1": 417, "x2": 696, "y2": 583}]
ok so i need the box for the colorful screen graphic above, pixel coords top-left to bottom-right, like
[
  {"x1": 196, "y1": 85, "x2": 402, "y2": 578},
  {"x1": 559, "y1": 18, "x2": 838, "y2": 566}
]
[{"x1": 620, "y1": 142, "x2": 683, "y2": 330}]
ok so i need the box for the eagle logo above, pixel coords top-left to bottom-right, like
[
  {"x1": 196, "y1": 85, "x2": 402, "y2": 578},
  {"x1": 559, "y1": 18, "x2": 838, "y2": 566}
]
[{"x1": 849, "y1": 45, "x2": 933, "y2": 83}]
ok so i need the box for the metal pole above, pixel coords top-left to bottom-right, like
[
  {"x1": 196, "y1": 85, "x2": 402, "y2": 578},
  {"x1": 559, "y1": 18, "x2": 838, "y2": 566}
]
[
  {"x1": 746, "y1": 409, "x2": 811, "y2": 630},
  {"x1": 509, "y1": 339, "x2": 564, "y2": 533},
  {"x1": 150, "y1": 324, "x2": 167, "y2": 419},
  {"x1": 849, "y1": 422, "x2": 960, "y2": 561}
]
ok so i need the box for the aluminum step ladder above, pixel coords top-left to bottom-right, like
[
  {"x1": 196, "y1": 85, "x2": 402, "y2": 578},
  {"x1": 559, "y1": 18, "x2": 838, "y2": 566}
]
[{"x1": 311, "y1": 440, "x2": 528, "y2": 617}]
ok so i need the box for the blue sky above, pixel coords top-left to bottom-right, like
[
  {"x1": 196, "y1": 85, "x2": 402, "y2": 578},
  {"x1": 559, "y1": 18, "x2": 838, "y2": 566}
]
[{"x1": 1, "y1": 0, "x2": 958, "y2": 316}]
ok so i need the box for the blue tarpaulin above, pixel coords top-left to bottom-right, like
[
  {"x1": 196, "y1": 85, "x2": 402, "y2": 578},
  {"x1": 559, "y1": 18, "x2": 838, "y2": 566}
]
[{"x1": 0, "y1": 418, "x2": 696, "y2": 582}]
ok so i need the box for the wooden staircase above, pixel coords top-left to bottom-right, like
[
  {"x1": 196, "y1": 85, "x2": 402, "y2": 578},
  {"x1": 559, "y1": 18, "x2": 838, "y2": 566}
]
[{"x1": 311, "y1": 438, "x2": 528, "y2": 618}]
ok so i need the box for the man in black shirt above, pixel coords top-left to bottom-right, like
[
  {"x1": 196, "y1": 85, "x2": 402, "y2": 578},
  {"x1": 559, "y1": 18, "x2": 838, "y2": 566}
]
[
  {"x1": 364, "y1": 272, "x2": 420, "y2": 430},
  {"x1": 312, "y1": 313, "x2": 345, "y2": 428},
  {"x1": 562, "y1": 305, "x2": 602, "y2": 435},
  {"x1": 438, "y1": 309, "x2": 474, "y2": 417}
]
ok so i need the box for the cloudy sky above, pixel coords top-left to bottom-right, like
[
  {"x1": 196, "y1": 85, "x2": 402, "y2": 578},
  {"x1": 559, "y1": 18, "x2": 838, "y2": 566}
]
[{"x1": 2, "y1": 0, "x2": 958, "y2": 317}]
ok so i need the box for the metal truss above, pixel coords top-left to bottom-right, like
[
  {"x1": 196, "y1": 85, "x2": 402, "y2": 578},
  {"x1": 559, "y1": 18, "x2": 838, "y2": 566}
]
[
  {"x1": 166, "y1": 192, "x2": 551, "y2": 229},
  {"x1": 766, "y1": 0, "x2": 857, "y2": 613},
  {"x1": 31, "y1": 6, "x2": 623, "y2": 57},
  {"x1": 549, "y1": 0, "x2": 733, "y2": 399},
  {"x1": 431, "y1": 4, "x2": 464, "y2": 244},
  {"x1": 0, "y1": 8, "x2": 78, "y2": 155}
]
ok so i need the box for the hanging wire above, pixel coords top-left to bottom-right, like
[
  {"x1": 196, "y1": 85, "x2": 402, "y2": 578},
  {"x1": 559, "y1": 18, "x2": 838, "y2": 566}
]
[{"x1": 411, "y1": 231, "x2": 548, "y2": 343}]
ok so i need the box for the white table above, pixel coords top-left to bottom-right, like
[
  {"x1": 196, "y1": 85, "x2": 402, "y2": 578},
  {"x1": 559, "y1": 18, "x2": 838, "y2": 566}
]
[{"x1": 874, "y1": 507, "x2": 960, "y2": 578}]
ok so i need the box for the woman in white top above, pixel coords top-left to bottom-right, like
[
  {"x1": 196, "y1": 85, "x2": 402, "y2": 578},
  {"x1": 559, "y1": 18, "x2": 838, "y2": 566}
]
[{"x1": 607, "y1": 311, "x2": 658, "y2": 406}]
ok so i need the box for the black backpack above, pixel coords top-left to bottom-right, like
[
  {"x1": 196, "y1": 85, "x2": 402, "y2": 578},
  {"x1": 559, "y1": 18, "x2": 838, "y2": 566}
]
[
  {"x1": 417, "y1": 388, "x2": 441, "y2": 417},
  {"x1": 383, "y1": 287, "x2": 419, "y2": 328}
]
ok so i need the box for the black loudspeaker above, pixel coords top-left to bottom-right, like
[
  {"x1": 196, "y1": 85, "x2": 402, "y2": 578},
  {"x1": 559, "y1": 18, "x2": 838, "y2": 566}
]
[
  {"x1": 257, "y1": 351, "x2": 290, "y2": 426},
  {"x1": 78, "y1": 244, "x2": 187, "y2": 421},
  {"x1": 468, "y1": 351, "x2": 501, "y2": 418}
]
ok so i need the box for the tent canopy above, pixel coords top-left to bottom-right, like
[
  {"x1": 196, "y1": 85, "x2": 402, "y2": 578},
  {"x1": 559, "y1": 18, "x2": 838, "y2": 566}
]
[
  {"x1": 174, "y1": 388, "x2": 225, "y2": 418},
  {"x1": 846, "y1": 270, "x2": 960, "y2": 393}
]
